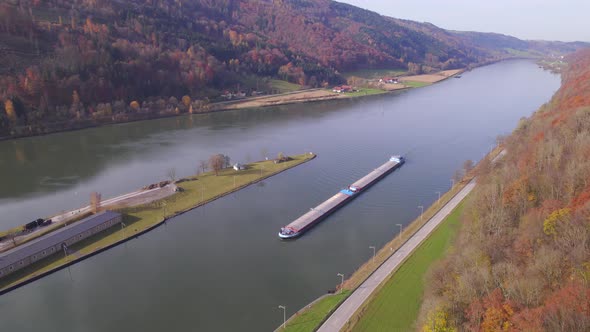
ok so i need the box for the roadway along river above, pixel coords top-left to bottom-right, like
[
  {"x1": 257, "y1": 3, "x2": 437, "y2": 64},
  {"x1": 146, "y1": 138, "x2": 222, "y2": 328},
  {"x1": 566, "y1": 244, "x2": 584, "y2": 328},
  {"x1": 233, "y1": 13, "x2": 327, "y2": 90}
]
[{"x1": 0, "y1": 60, "x2": 559, "y2": 331}]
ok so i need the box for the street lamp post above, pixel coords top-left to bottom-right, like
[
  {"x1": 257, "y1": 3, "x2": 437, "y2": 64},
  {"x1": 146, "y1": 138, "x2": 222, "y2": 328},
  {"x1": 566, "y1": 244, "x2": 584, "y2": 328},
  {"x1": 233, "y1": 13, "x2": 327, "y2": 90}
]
[
  {"x1": 418, "y1": 205, "x2": 424, "y2": 221},
  {"x1": 278, "y1": 305, "x2": 286, "y2": 329},
  {"x1": 337, "y1": 273, "x2": 344, "y2": 293},
  {"x1": 369, "y1": 246, "x2": 376, "y2": 263}
]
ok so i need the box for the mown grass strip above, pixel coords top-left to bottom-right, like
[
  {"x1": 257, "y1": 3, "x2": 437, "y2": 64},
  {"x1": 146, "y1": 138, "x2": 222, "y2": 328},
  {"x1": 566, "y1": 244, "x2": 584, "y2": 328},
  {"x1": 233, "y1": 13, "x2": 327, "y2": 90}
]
[
  {"x1": 347, "y1": 202, "x2": 465, "y2": 332},
  {"x1": 270, "y1": 79, "x2": 302, "y2": 93},
  {"x1": 279, "y1": 290, "x2": 352, "y2": 332},
  {"x1": 402, "y1": 81, "x2": 431, "y2": 88},
  {"x1": 342, "y1": 69, "x2": 407, "y2": 80}
]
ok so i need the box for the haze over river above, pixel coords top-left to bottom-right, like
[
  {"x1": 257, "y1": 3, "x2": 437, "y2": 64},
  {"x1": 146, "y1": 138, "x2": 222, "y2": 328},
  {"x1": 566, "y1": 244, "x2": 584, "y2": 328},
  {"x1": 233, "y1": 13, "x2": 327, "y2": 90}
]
[{"x1": 0, "y1": 60, "x2": 560, "y2": 331}]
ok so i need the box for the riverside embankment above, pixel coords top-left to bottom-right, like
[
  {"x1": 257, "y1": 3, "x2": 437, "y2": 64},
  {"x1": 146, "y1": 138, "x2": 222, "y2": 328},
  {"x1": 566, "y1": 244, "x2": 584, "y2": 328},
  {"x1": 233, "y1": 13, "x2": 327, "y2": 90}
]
[
  {"x1": 0, "y1": 154, "x2": 315, "y2": 295},
  {"x1": 0, "y1": 69, "x2": 461, "y2": 142}
]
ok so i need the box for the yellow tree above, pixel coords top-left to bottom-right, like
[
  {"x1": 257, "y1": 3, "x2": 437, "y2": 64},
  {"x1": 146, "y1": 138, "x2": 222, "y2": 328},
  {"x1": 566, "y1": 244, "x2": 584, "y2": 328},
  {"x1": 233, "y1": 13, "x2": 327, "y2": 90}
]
[
  {"x1": 182, "y1": 95, "x2": 191, "y2": 108},
  {"x1": 130, "y1": 100, "x2": 140, "y2": 111},
  {"x1": 4, "y1": 99, "x2": 17, "y2": 123},
  {"x1": 209, "y1": 154, "x2": 225, "y2": 176}
]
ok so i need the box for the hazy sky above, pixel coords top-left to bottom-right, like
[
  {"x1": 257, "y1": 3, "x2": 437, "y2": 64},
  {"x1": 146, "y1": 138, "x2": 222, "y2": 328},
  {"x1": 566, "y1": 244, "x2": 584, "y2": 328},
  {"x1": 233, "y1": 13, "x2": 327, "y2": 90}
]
[{"x1": 338, "y1": 0, "x2": 590, "y2": 42}]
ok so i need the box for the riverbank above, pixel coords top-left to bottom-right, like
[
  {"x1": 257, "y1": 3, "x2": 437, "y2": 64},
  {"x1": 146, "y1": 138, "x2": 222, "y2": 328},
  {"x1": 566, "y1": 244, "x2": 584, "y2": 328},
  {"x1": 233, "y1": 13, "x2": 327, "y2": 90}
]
[
  {"x1": 0, "y1": 68, "x2": 464, "y2": 142},
  {"x1": 278, "y1": 146, "x2": 502, "y2": 332},
  {"x1": 0, "y1": 153, "x2": 316, "y2": 295},
  {"x1": 220, "y1": 69, "x2": 464, "y2": 111}
]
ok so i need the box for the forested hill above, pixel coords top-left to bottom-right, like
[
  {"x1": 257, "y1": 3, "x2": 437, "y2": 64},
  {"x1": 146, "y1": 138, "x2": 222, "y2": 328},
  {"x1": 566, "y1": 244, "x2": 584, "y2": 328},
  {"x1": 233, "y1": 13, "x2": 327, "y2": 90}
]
[
  {"x1": 0, "y1": 0, "x2": 587, "y2": 138},
  {"x1": 419, "y1": 49, "x2": 590, "y2": 331}
]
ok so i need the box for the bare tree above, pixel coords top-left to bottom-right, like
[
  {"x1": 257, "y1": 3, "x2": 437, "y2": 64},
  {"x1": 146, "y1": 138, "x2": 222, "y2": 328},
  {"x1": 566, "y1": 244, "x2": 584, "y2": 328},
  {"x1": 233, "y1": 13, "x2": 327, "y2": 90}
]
[
  {"x1": 7, "y1": 231, "x2": 18, "y2": 246},
  {"x1": 223, "y1": 155, "x2": 231, "y2": 168},
  {"x1": 463, "y1": 159, "x2": 474, "y2": 174},
  {"x1": 475, "y1": 156, "x2": 492, "y2": 177},
  {"x1": 453, "y1": 169, "x2": 464, "y2": 184},
  {"x1": 209, "y1": 154, "x2": 225, "y2": 176},
  {"x1": 199, "y1": 160, "x2": 208, "y2": 174},
  {"x1": 167, "y1": 167, "x2": 177, "y2": 182},
  {"x1": 90, "y1": 192, "x2": 102, "y2": 213}
]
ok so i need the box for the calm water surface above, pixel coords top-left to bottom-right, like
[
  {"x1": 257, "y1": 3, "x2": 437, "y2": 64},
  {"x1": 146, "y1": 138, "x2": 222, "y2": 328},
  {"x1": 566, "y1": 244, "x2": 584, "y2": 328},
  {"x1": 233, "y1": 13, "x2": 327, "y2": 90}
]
[{"x1": 0, "y1": 60, "x2": 559, "y2": 331}]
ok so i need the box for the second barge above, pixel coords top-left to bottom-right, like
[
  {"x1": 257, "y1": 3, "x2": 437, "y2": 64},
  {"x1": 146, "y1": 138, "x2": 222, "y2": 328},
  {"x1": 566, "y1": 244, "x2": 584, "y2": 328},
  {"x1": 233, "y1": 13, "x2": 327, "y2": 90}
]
[{"x1": 279, "y1": 155, "x2": 405, "y2": 239}]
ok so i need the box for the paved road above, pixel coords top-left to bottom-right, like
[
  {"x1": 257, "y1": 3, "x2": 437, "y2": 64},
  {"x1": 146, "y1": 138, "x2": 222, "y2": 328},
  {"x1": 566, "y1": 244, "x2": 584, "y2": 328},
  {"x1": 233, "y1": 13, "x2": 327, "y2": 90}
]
[
  {"x1": 317, "y1": 179, "x2": 477, "y2": 332},
  {"x1": 0, "y1": 185, "x2": 175, "y2": 252}
]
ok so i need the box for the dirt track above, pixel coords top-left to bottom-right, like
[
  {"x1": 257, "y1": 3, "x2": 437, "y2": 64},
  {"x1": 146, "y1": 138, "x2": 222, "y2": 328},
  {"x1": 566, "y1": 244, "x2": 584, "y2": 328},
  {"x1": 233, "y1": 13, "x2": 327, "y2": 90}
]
[
  {"x1": 399, "y1": 69, "x2": 463, "y2": 83},
  {"x1": 222, "y1": 89, "x2": 347, "y2": 109}
]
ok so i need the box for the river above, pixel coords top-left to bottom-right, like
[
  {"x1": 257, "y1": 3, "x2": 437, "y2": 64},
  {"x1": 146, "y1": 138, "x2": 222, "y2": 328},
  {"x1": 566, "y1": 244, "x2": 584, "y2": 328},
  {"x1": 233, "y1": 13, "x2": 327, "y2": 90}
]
[{"x1": 0, "y1": 60, "x2": 560, "y2": 331}]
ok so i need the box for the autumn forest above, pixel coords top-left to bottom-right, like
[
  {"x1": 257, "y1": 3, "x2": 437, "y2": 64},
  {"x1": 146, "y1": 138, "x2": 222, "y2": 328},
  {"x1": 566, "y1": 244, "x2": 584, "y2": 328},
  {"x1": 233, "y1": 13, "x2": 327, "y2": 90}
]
[
  {"x1": 419, "y1": 49, "x2": 590, "y2": 331},
  {"x1": 1, "y1": 0, "x2": 586, "y2": 139}
]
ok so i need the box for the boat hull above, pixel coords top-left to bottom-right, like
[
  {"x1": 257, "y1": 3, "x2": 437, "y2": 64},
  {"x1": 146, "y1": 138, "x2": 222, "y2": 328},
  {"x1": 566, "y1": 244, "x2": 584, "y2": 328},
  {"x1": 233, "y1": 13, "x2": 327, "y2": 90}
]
[{"x1": 278, "y1": 157, "x2": 404, "y2": 239}]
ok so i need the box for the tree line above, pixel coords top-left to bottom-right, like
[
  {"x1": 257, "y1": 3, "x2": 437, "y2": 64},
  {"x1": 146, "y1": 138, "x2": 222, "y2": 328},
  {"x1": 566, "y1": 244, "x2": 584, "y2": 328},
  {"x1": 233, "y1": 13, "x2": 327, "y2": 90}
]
[{"x1": 418, "y1": 49, "x2": 590, "y2": 331}]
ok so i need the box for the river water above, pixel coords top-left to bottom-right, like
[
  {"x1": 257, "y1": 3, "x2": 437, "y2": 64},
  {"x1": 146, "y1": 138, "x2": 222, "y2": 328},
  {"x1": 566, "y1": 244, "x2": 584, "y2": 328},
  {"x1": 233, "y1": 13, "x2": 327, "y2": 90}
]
[{"x1": 0, "y1": 60, "x2": 559, "y2": 331}]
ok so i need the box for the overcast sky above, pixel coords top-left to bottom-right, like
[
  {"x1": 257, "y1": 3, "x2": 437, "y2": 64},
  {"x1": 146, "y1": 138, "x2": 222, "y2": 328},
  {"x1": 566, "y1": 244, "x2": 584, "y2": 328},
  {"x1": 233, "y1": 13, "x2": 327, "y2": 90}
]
[{"x1": 338, "y1": 0, "x2": 590, "y2": 42}]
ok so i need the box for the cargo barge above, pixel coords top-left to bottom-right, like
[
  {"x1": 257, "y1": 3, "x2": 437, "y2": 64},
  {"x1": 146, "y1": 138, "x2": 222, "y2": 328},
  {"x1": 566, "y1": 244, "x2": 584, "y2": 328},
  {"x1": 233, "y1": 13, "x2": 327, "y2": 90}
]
[{"x1": 279, "y1": 155, "x2": 405, "y2": 239}]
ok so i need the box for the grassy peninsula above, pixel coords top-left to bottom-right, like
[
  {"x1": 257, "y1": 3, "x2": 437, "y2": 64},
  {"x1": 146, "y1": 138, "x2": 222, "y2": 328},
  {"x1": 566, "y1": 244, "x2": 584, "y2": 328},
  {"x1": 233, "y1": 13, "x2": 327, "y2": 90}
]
[{"x1": 0, "y1": 153, "x2": 315, "y2": 294}]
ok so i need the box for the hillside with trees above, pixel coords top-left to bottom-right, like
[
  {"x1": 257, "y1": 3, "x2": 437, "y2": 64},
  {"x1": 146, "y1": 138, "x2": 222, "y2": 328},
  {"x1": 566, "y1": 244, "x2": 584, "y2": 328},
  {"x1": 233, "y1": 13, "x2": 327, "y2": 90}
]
[
  {"x1": 0, "y1": 0, "x2": 586, "y2": 139},
  {"x1": 419, "y1": 49, "x2": 590, "y2": 331}
]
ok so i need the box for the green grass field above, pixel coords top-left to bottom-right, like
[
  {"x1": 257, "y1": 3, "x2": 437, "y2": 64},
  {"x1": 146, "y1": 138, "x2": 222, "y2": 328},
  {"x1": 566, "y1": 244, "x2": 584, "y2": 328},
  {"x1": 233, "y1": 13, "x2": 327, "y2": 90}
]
[
  {"x1": 348, "y1": 202, "x2": 465, "y2": 332},
  {"x1": 280, "y1": 290, "x2": 352, "y2": 332},
  {"x1": 0, "y1": 154, "x2": 315, "y2": 292},
  {"x1": 269, "y1": 79, "x2": 302, "y2": 93},
  {"x1": 402, "y1": 81, "x2": 431, "y2": 88},
  {"x1": 342, "y1": 69, "x2": 407, "y2": 80}
]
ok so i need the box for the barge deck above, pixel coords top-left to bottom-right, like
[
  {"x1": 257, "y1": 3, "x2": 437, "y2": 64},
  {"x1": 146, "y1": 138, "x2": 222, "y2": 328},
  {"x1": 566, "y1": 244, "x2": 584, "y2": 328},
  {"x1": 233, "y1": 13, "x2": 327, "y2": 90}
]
[{"x1": 279, "y1": 155, "x2": 404, "y2": 239}]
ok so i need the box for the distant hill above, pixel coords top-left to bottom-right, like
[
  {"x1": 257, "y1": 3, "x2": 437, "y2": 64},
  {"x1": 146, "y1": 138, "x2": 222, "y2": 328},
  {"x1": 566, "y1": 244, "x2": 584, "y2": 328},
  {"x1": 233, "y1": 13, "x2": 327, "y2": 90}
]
[
  {"x1": 452, "y1": 30, "x2": 589, "y2": 57},
  {"x1": 0, "y1": 0, "x2": 587, "y2": 138}
]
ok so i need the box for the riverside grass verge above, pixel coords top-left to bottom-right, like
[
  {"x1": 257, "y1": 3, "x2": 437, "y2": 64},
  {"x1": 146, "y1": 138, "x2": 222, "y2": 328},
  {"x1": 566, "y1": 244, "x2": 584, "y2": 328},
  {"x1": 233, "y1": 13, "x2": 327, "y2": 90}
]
[
  {"x1": 346, "y1": 201, "x2": 466, "y2": 332},
  {"x1": 402, "y1": 81, "x2": 432, "y2": 88},
  {"x1": 0, "y1": 153, "x2": 315, "y2": 294},
  {"x1": 279, "y1": 146, "x2": 503, "y2": 332}
]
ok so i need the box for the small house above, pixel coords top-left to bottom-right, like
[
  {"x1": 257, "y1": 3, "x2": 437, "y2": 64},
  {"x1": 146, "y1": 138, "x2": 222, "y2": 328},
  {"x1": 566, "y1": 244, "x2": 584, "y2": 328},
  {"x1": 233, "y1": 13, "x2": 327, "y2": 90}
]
[
  {"x1": 221, "y1": 91, "x2": 233, "y2": 100},
  {"x1": 382, "y1": 77, "x2": 398, "y2": 84}
]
